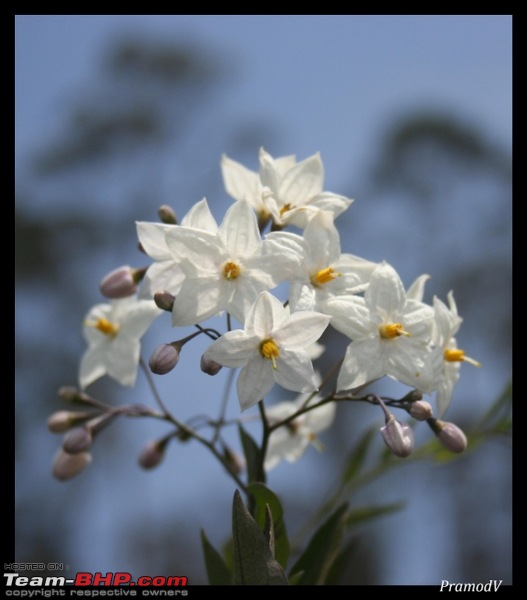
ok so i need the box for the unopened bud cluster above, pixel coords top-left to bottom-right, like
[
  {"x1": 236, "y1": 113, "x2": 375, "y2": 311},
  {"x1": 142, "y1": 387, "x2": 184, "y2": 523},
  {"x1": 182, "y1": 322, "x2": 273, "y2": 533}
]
[{"x1": 373, "y1": 392, "x2": 467, "y2": 458}]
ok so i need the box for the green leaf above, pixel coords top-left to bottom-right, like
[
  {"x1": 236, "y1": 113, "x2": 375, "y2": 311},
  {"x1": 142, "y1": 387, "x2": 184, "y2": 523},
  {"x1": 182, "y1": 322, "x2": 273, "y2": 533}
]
[
  {"x1": 289, "y1": 503, "x2": 348, "y2": 585},
  {"x1": 239, "y1": 424, "x2": 264, "y2": 484},
  {"x1": 324, "y1": 537, "x2": 360, "y2": 584},
  {"x1": 200, "y1": 529, "x2": 232, "y2": 585},
  {"x1": 232, "y1": 490, "x2": 288, "y2": 585},
  {"x1": 342, "y1": 426, "x2": 377, "y2": 483},
  {"x1": 345, "y1": 502, "x2": 404, "y2": 528},
  {"x1": 248, "y1": 482, "x2": 290, "y2": 568}
]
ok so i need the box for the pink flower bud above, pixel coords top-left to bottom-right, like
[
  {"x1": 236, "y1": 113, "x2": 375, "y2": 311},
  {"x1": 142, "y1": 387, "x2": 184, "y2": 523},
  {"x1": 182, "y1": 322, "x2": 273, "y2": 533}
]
[
  {"x1": 154, "y1": 290, "x2": 176, "y2": 312},
  {"x1": 158, "y1": 205, "x2": 178, "y2": 224},
  {"x1": 100, "y1": 266, "x2": 137, "y2": 299},
  {"x1": 63, "y1": 426, "x2": 93, "y2": 453},
  {"x1": 200, "y1": 354, "x2": 223, "y2": 376},
  {"x1": 47, "y1": 410, "x2": 95, "y2": 433},
  {"x1": 52, "y1": 449, "x2": 92, "y2": 481},
  {"x1": 149, "y1": 343, "x2": 181, "y2": 375},
  {"x1": 409, "y1": 400, "x2": 433, "y2": 421},
  {"x1": 380, "y1": 416, "x2": 414, "y2": 457},
  {"x1": 138, "y1": 440, "x2": 166, "y2": 470},
  {"x1": 429, "y1": 419, "x2": 468, "y2": 453}
]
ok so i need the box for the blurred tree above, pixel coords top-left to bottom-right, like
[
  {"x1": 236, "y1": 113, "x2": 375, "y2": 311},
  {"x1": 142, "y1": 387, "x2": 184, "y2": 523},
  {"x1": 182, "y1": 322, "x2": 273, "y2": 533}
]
[
  {"x1": 319, "y1": 113, "x2": 512, "y2": 584},
  {"x1": 15, "y1": 32, "x2": 511, "y2": 585},
  {"x1": 15, "y1": 32, "x2": 276, "y2": 581}
]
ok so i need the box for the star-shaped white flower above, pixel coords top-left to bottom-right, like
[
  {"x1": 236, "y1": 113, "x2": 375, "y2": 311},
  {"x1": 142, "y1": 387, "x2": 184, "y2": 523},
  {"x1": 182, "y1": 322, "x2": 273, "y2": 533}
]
[
  {"x1": 431, "y1": 292, "x2": 480, "y2": 416},
  {"x1": 325, "y1": 262, "x2": 435, "y2": 392},
  {"x1": 266, "y1": 210, "x2": 377, "y2": 312},
  {"x1": 79, "y1": 296, "x2": 162, "y2": 389},
  {"x1": 165, "y1": 200, "x2": 294, "y2": 326},
  {"x1": 203, "y1": 291, "x2": 331, "y2": 411},
  {"x1": 136, "y1": 198, "x2": 218, "y2": 299},
  {"x1": 221, "y1": 152, "x2": 293, "y2": 227},
  {"x1": 258, "y1": 147, "x2": 353, "y2": 229},
  {"x1": 264, "y1": 393, "x2": 336, "y2": 471}
]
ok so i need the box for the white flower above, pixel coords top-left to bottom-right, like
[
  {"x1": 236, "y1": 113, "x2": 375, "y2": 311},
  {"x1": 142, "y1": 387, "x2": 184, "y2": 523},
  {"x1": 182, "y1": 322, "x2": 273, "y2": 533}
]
[
  {"x1": 203, "y1": 291, "x2": 330, "y2": 411},
  {"x1": 325, "y1": 262, "x2": 435, "y2": 392},
  {"x1": 79, "y1": 296, "x2": 162, "y2": 389},
  {"x1": 431, "y1": 292, "x2": 480, "y2": 416},
  {"x1": 221, "y1": 153, "x2": 292, "y2": 226},
  {"x1": 136, "y1": 198, "x2": 218, "y2": 299},
  {"x1": 258, "y1": 147, "x2": 353, "y2": 229},
  {"x1": 266, "y1": 210, "x2": 377, "y2": 312},
  {"x1": 165, "y1": 200, "x2": 294, "y2": 325},
  {"x1": 264, "y1": 393, "x2": 336, "y2": 470}
]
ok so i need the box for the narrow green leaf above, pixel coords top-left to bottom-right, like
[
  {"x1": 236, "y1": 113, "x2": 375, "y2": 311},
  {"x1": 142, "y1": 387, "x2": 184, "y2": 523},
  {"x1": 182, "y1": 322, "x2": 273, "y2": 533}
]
[
  {"x1": 342, "y1": 426, "x2": 377, "y2": 483},
  {"x1": 232, "y1": 490, "x2": 288, "y2": 585},
  {"x1": 324, "y1": 537, "x2": 360, "y2": 584},
  {"x1": 248, "y1": 482, "x2": 290, "y2": 568},
  {"x1": 200, "y1": 529, "x2": 232, "y2": 585},
  {"x1": 345, "y1": 502, "x2": 404, "y2": 528},
  {"x1": 239, "y1": 424, "x2": 264, "y2": 484},
  {"x1": 287, "y1": 571, "x2": 304, "y2": 585},
  {"x1": 289, "y1": 503, "x2": 348, "y2": 585}
]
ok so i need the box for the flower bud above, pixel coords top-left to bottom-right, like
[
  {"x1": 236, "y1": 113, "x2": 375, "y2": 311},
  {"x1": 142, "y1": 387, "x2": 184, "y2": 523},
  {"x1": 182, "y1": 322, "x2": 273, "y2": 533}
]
[
  {"x1": 149, "y1": 343, "x2": 181, "y2": 375},
  {"x1": 52, "y1": 449, "x2": 92, "y2": 481},
  {"x1": 158, "y1": 204, "x2": 178, "y2": 225},
  {"x1": 62, "y1": 426, "x2": 93, "y2": 453},
  {"x1": 222, "y1": 444, "x2": 245, "y2": 476},
  {"x1": 138, "y1": 440, "x2": 167, "y2": 470},
  {"x1": 58, "y1": 387, "x2": 97, "y2": 406},
  {"x1": 154, "y1": 290, "x2": 176, "y2": 312},
  {"x1": 380, "y1": 416, "x2": 414, "y2": 458},
  {"x1": 428, "y1": 418, "x2": 467, "y2": 453},
  {"x1": 58, "y1": 386, "x2": 82, "y2": 403},
  {"x1": 47, "y1": 410, "x2": 98, "y2": 433},
  {"x1": 409, "y1": 400, "x2": 433, "y2": 421},
  {"x1": 401, "y1": 389, "x2": 423, "y2": 403},
  {"x1": 200, "y1": 354, "x2": 223, "y2": 376},
  {"x1": 100, "y1": 266, "x2": 137, "y2": 298}
]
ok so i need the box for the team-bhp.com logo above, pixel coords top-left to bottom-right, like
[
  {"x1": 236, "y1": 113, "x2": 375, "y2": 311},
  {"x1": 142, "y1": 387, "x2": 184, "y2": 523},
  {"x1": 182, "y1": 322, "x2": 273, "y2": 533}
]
[{"x1": 4, "y1": 571, "x2": 188, "y2": 589}]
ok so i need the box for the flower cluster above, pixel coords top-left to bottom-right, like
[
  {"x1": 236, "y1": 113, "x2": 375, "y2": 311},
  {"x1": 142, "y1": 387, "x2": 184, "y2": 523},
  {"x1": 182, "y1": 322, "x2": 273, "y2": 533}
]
[{"x1": 50, "y1": 148, "x2": 480, "y2": 479}]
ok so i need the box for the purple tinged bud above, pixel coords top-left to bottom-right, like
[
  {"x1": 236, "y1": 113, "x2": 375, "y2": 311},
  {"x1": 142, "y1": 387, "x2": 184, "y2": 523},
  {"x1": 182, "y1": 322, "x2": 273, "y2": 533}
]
[
  {"x1": 154, "y1": 290, "x2": 176, "y2": 312},
  {"x1": 158, "y1": 205, "x2": 178, "y2": 224},
  {"x1": 52, "y1": 449, "x2": 92, "y2": 481},
  {"x1": 100, "y1": 266, "x2": 137, "y2": 299},
  {"x1": 409, "y1": 400, "x2": 433, "y2": 421},
  {"x1": 222, "y1": 444, "x2": 245, "y2": 476},
  {"x1": 48, "y1": 411, "x2": 78, "y2": 433},
  {"x1": 200, "y1": 354, "x2": 223, "y2": 376},
  {"x1": 380, "y1": 416, "x2": 414, "y2": 458},
  {"x1": 58, "y1": 387, "x2": 98, "y2": 406},
  {"x1": 149, "y1": 343, "x2": 181, "y2": 375},
  {"x1": 428, "y1": 418, "x2": 467, "y2": 453},
  {"x1": 62, "y1": 426, "x2": 93, "y2": 453},
  {"x1": 58, "y1": 386, "x2": 81, "y2": 403},
  {"x1": 138, "y1": 440, "x2": 166, "y2": 470},
  {"x1": 47, "y1": 410, "x2": 96, "y2": 433}
]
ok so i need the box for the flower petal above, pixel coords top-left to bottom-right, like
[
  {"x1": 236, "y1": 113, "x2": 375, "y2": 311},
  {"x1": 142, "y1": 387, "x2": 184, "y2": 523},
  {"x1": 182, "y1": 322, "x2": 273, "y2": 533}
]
[{"x1": 237, "y1": 357, "x2": 276, "y2": 410}]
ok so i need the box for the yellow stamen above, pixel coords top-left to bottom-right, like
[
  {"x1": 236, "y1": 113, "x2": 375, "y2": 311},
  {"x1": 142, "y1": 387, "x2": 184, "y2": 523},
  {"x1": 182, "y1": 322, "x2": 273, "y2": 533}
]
[
  {"x1": 311, "y1": 267, "x2": 340, "y2": 286},
  {"x1": 223, "y1": 261, "x2": 241, "y2": 280},
  {"x1": 260, "y1": 339, "x2": 280, "y2": 369},
  {"x1": 279, "y1": 203, "x2": 294, "y2": 217},
  {"x1": 85, "y1": 317, "x2": 120, "y2": 337},
  {"x1": 379, "y1": 322, "x2": 410, "y2": 339},
  {"x1": 444, "y1": 348, "x2": 481, "y2": 367}
]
